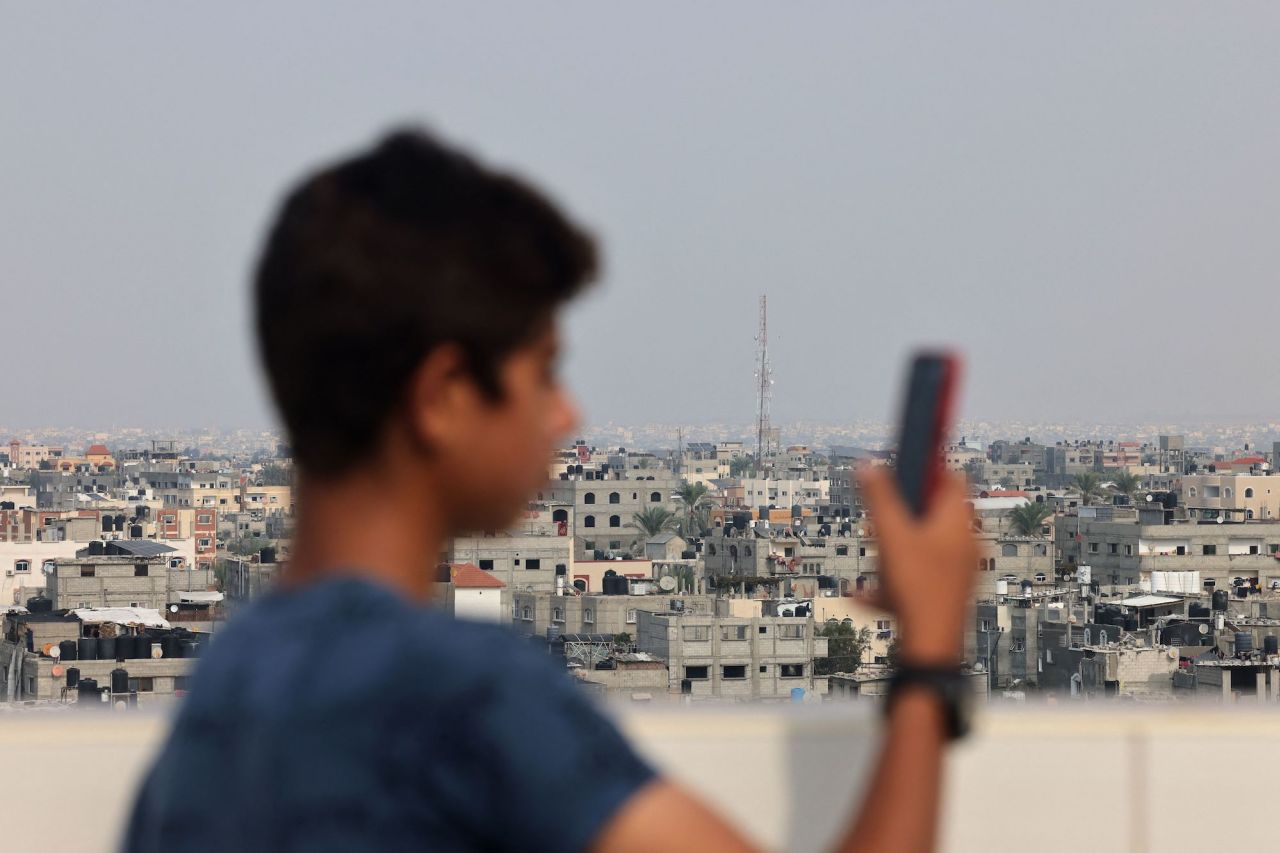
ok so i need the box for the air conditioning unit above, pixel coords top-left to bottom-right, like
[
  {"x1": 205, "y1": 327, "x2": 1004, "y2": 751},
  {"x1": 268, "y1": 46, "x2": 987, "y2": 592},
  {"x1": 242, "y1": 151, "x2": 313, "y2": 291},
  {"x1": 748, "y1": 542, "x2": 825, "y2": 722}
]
[{"x1": 4, "y1": 570, "x2": 11, "y2": 577}]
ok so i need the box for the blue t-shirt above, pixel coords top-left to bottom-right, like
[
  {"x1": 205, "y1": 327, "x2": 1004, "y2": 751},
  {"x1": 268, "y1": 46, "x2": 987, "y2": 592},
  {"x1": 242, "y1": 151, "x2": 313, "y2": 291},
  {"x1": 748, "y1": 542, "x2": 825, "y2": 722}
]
[{"x1": 123, "y1": 577, "x2": 655, "y2": 852}]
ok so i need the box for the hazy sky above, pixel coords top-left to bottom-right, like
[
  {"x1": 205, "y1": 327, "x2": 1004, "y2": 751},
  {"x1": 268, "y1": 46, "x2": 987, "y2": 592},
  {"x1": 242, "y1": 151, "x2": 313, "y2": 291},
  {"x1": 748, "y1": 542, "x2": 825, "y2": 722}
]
[{"x1": 3, "y1": 4, "x2": 1278, "y2": 431}]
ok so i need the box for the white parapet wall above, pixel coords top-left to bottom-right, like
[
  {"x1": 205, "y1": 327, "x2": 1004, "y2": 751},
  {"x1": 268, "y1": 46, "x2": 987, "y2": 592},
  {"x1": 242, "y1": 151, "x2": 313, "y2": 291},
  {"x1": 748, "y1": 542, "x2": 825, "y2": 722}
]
[{"x1": 5, "y1": 703, "x2": 1280, "y2": 852}]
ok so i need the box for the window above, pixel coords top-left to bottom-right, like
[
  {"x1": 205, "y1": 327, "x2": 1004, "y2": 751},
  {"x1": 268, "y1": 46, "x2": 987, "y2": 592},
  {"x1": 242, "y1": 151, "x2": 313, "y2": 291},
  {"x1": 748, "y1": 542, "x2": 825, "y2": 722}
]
[
  {"x1": 1246, "y1": 488, "x2": 1255, "y2": 498},
  {"x1": 522, "y1": 607, "x2": 532, "y2": 621},
  {"x1": 129, "y1": 677, "x2": 155, "y2": 693},
  {"x1": 584, "y1": 515, "x2": 596, "y2": 528},
  {"x1": 1012, "y1": 639, "x2": 1025, "y2": 652},
  {"x1": 583, "y1": 608, "x2": 594, "y2": 624},
  {"x1": 759, "y1": 626, "x2": 768, "y2": 635},
  {"x1": 174, "y1": 677, "x2": 191, "y2": 691},
  {"x1": 525, "y1": 559, "x2": 541, "y2": 571},
  {"x1": 780, "y1": 664, "x2": 805, "y2": 678},
  {"x1": 552, "y1": 608, "x2": 564, "y2": 623},
  {"x1": 626, "y1": 608, "x2": 637, "y2": 624},
  {"x1": 198, "y1": 538, "x2": 212, "y2": 548},
  {"x1": 197, "y1": 514, "x2": 212, "y2": 524},
  {"x1": 1002, "y1": 544, "x2": 1018, "y2": 557},
  {"x1": 721, "y1": 625, "x2": 747, "y2": 641},
  {"x1": 14, "y1": 560, "x2": 29, "y2": 573},
  {"x1": 609, "y1": 541, "x2": 622, "y2": 550},
  {"x1": 980, "y1": 619, "x2": 993, "y2": 632},
  {"x1": 479, "y1": 559, "x2": 494, "y2": 570},
  {"x1": 683, "y1": 625, "x2": 710, "y2": 641},
  {"x1": 859, "y1": 547, "x2": 866, "y2": 557},
  {"x1": 1125, "y1": 544, "x2": 1134, "y2": 556},
  {"x1": 723, "y1": 665, "x2": 747, "y2": 679},
  {"x1": 1088, "y1": 542, "x2": 1099, "y2": 554},
  {"x1": 80, "y1": 566, "x2": 95, "y2": 578},
  {"x1": 684, "y1": 665, "x2": 709, "y2": 680},
  {"x1": 584, "y1": 540, "x2": 596, "y2": 551},
  {"x1": 1109, "y1": 543, "x2": 1118, "y2": 554},
  {"x1": 1176, "y1": 546, "x2": 1186, "y2": 556},
  {"x1": 584, "y1": 492, "x2": 596, "y2": 504},
  {"x1": 876, "y1": 620, "x2": 892, "y2": 631},
  {"x1": 778, "y1": 625, "x2": 805, "y2": 639},
  {"x1": 650, "y1": 491, "x2": 661, "y2": 502},
  {"x1": 608, "y1": 515, "x2": 621, "y2": 528},
  {"x1": 609, "y1": 492, "x2": 621, "y2": 504},
  {"x1": 1203, "y1": 545, "x2": 1217, "y2": 556},
  {"x1": 760, "y1": 665, "x2": 768, "y2": 673}
]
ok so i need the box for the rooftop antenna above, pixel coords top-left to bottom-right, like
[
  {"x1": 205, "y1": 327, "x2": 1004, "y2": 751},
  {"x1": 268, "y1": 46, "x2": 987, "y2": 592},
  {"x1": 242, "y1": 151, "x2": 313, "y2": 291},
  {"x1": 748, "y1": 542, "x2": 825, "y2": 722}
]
[{"x1": 754, "y1": 295, "x2": 772, "y2": 472}]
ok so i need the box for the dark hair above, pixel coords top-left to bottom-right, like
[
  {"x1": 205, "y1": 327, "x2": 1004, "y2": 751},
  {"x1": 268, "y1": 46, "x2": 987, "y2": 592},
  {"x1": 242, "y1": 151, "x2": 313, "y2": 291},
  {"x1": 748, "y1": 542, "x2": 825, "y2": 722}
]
[{"x1": 254, "y1": 128, "x2": 597, "y2": 474}]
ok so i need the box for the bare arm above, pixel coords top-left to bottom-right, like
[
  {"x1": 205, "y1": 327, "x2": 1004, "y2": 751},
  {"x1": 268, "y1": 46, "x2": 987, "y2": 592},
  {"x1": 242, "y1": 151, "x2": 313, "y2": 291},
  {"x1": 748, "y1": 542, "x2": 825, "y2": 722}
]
[{"x1": 593, "y1": 468, "x2": 978, "y2": 853}]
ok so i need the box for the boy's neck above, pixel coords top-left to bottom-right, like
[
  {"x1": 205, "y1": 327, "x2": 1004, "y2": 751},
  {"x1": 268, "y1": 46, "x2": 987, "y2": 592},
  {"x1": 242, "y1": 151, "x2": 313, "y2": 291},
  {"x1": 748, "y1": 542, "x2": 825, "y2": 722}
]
[{"x1": 282, "y1": 466, "x2": 447, "y2": 603}]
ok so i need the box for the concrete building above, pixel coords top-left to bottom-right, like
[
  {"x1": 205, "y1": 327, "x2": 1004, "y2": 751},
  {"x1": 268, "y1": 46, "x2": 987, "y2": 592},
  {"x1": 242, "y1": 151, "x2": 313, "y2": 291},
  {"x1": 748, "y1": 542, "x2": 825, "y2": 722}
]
[
  {"x1": 442, "y1": 563, "x2": 506, "y2": 623},
  {"x1": 635, "y1": 609, "x2": 829, "y2": 701},
  {"x1": 1183, "y1": 472, "x2": 1280, "y2": 521},
  {"x1": 510, "y1": 589, "x2": 715, "y2": 639},
  {"x1": 46, "y1": 541, "x2": 212, "y2": 611},
  {"x1": 6, "y1": 440, "x2": 64, "y2": 470}
]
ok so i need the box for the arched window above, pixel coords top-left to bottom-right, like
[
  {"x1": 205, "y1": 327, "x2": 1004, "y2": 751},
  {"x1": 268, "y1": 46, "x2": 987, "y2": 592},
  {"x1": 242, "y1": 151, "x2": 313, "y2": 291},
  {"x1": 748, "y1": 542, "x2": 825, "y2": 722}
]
[
  {"x1": 1034, "y1": 544, "x2": 1047, "y2": 557},
  {"x1": 650, "y1": 491, "x2": 661, "y2": 503},
  {"x1": 1188, "y1": 487, "x2": 1197, "y2": 497},
  {"x1": 552, "y1": 509, "x2": 568, "y2": 522},
  {"x1": 1002, "y1": 544, "x2": 1018, "y2": 557},
  {"x1": 584, "y1": 515, "x2": 596, "y2": 528},
  {"x1": 1247, "y1": 509, "x2": 1255, "y2": 520},
  {"x1": 584, "y1": 492, "x2": 596, "y2": 504},
  {"x1": 1246, "y1": 488, "x2": 1255, "y2": 498},
  {"x1": 609, "y1": 492, "x2": 620, "y2": 504},
  {"x1": 1225, "y1": 488, "x2": 1233, "y2": 498},
  {"x1": 609, "y1": 515, "x2": 621, "y2": 528}
]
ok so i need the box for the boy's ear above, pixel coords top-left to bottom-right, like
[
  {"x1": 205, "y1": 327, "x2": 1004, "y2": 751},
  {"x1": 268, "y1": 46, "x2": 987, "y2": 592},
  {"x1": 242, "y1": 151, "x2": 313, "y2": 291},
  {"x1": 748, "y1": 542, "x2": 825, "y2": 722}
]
[{"x1": 406, "y1": 344, "x2": 472, "y2": 452}]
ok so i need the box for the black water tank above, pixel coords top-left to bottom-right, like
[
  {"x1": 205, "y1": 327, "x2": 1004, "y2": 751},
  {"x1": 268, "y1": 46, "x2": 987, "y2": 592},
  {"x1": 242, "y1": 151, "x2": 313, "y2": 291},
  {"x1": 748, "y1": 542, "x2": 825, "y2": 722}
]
[
  {"x1": 97, "y1": 636, "x2": 116, "y2": 660},
  {"x1": 25, "y1": 595, "x2": 52, "y2": 613},
  {"x1": 1212, "y1": 590, "x2": 1229, "y2": 611},
  {"x1": 1236, "y1": 632, "x2": 1255, "y2": 654},
  {"x1": 179, "y1": 639, "x2": 198, "y2": 658},
  {"x1": 1188, "y1": 603, "x2": 1210, "y2": 618},
  {"x1": 110, "y1": 667, "x2": 129, "y2": 694},
  {"x1": 1237, "y1": 586, "x2": 1249, "y2": 599},
  {"x1": 78, "y1": 637, "x2": 99, "y2": 661},
  {"x1": 65, "y1": 666, "x2": 80, "y2": 688},
  {"x1": 76, "y1": 678, "x2": 99, "y2": 706},
  {"x1": 1124, "y1": 615, "x2": 1140, "y2": 631},
  {"x1": 116, "y1": 635, "x2": 136, "y2": 660},
  {"x1": 260, "y1": 547, "x2": 277, "y2": 564},
  {"x1": 1265, "y1": 635, "x2": 1279, "y2": 656},
  {"x1": 135, "y1": 638, "x2": 153, "y2": 660},
  {"x1": 161, "y1": 635, "x2": 181, "y2": 658},
  {"x1": 58, "y1": 639, "x2": 78, "y2": 661}
]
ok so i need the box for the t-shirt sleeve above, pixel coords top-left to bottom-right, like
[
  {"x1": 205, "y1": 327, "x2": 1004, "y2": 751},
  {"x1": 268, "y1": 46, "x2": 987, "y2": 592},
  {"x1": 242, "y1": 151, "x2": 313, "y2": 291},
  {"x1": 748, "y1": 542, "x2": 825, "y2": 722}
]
[{"x1": 400, "y1": 635, "x2": 657, "y2": 853}]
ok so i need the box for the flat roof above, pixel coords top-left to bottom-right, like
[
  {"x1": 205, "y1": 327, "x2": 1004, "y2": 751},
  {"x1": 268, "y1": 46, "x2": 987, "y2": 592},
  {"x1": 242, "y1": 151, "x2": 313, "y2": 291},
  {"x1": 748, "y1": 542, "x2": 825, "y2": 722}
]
[{"x1": 1118, "y1": 595, "x2": 1183, "y2": 608}]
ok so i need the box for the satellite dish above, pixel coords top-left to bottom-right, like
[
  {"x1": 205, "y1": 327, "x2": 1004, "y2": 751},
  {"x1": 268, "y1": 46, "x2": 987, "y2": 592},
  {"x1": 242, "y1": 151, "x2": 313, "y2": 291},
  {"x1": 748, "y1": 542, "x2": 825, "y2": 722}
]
[
  {"x1": 1146, "y1": 493, "x2": 1154, "y2": 502},
  {"x1": 151, "y1": 645, "x2": 163, "y2": 659},
  {"x1": 42, "y1": 562, "x2": 55, "y2": 576},
  {"x1": 1217, "y1": 516, "x2": 1225, "y2": 525},
  {"x1": 658, "y1": 576, "x2": 677, "y2": 592},
  {"x1": 52, "y1": 664, "x2": 64, "y2": 677},
  {"x1": 1199, "y1": 624, "x2": 1209, "y2": 635},
  {"x1": 169, "y1": 604, "x2": 179, "y2": 613},
  {"x1": 48, "y1": 644, "x2": 61, "y2": 659}
]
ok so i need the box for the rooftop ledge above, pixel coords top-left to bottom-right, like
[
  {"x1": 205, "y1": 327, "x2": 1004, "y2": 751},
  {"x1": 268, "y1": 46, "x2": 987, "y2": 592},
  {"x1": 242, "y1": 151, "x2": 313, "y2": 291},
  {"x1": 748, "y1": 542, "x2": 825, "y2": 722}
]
[{"x1": 4, "y1": 704, "x2": 1279, "y2": 852}]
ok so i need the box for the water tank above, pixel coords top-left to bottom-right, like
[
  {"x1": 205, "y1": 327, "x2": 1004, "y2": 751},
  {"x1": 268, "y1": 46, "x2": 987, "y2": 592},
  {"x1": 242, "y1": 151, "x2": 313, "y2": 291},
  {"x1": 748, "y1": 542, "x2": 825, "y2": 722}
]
[
  {"x1": 1020, "y1": 580, "x2": 1033, "y2": 596},
  {"x1": 161, "y1": 635, "x2": 181, "y2": 658},
  {"x1": 88, "y1": 540, "x2": 105, "y2": 556},
  {"x1": 25, "y1": 595, "x2": 52, "y2": 614},
  {"x1": 1236, "y1": 586, "x2": 1249, "y2": 599},
  {"x1": 77, "y1": 637, "x2": 99, "y2": 661},
  {"x1": 795, "y1": 604, "x2": 810, "y2": 617},
  {"x1": 1212, "y1": 590, "x2": 1229, "y2": 611},
  {"x1": 135, "y1": 638, "x2": 153, "y2": 660},
  {"x1": 260, "y1": 547, "x2": 277, "y2": 564},
  {"x1": 116, "y1": 635, "x2": 136, "y2": 660},
  {"x1": 65, "y1": 666, "x2": 80, "y2": 688},
  {"x1": 1265, "y1": 635, "x2": 1279, "y2": 656},
  {"x1": 110, "y1": 667, "x2": 129, "y2": 694},
  {"x1": 1124, "y1": 615, "x2": 1140, "y2": 631},
  {"x1": 58, "y1": 639, "x2": 78, "y2": 661},
  {"x1": 97, "y1": 636, "x2": 117, "y2": 661},
  {"x1": 1236, "y1": 632, "x2": 1255, "y2": 655},
  {"x1": 76, "y1": 678, "x2": 99, "y2": 706},
  {"x1": 179, "y1": 639, "x2": 199, "y2": 658},
  {"x1": 995, "y1": 580, "x2": 1009, "y2": 596},
  {"x1": 1188, "y1": 603, "x2": 1210, "y2": 618}
]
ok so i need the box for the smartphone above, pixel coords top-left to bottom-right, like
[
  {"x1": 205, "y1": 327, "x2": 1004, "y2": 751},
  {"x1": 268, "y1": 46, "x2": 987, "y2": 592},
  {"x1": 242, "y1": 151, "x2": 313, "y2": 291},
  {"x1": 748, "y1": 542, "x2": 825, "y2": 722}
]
[{"x1": 893, "y1": 352, "x2": 961, "y2": 517}]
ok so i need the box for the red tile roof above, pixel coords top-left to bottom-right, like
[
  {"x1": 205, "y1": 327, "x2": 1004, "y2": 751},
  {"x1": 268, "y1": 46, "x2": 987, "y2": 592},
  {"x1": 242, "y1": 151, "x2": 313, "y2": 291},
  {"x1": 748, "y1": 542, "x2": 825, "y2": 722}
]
[
  {"x1": 86, "y1": 444, "x2": 110, "y2": 456},
  {"x1": 1232, "y1": 456, "x2": 1266, "y2": 467},
  {"x1": 450, "y1": 563, "x2": 506, "y2": 589}
]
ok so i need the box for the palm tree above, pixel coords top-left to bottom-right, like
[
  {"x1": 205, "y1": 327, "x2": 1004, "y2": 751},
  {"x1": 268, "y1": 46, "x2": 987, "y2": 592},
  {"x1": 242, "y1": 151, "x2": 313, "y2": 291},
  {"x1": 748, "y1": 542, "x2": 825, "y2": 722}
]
[
  {"x1": 729, "y1": 456, "x2": 755, "y2": 478},
  {"x1": 1110, "y1": 471, "x2": 1143, "y2": 504},
  {"x1": 1072, "y1": 472, "x2": 1103, "y2": 506},
  {"x1": 674, "y1": 481, "x2": 712, "y2": 539},
  {"x1": 629, "y1": 506, "x2": 677, "y2": 539},
  {"x1": 1008, "y1": 502, "x2": 1053, "y2": 537}
]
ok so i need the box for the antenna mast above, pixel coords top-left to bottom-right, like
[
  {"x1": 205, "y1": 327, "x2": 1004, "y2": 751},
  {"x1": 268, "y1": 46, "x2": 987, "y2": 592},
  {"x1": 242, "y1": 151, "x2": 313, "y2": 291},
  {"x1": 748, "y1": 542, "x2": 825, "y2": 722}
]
[{"x1": 754, "y1": 295, "x2": 771, "y2": 471}]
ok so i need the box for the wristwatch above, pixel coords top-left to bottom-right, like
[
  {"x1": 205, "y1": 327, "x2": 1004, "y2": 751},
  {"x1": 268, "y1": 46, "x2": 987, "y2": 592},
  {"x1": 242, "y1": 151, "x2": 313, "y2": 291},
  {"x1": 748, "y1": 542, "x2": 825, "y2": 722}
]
[{"x1": 884, "y1": 666, "x2": 972, "y2": 741}]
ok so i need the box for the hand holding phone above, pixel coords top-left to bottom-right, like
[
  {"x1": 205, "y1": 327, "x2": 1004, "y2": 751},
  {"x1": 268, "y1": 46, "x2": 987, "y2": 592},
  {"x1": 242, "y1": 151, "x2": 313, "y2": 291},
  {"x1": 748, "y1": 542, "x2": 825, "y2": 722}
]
[{"x1": 893, "y1": 352, "x2": 960, "y2": 517}]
